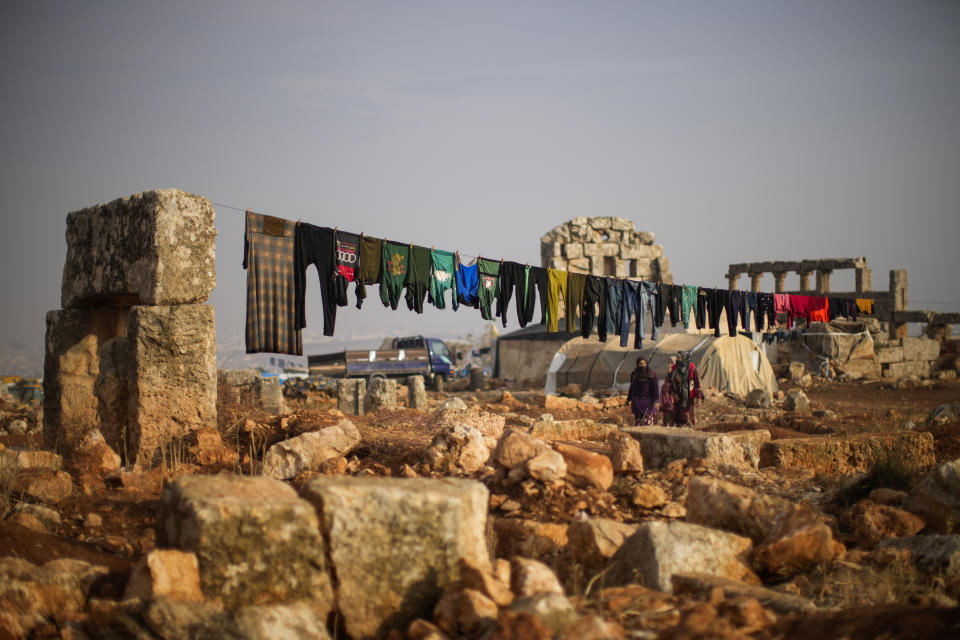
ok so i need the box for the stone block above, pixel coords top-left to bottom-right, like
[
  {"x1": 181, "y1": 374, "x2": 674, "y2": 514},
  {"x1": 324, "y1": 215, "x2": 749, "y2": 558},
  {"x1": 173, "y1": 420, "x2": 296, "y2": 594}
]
[
  {"x1": 567, "y1": 257, "x2": 590, "y2": 272},
  {"x1": 123, "y1": 550, "x2": 203, "y2": 603},
  {"x1": 568, "y1": 517, "x2": 638, "y2": 577},
  {"x1": 654, "y1": 257, "x2": 670, "y2": 275},
  {"x1": 262, "y1": 419, "x2": 361, "y2": 479},
  {"x1": 623, "y1": 426, "x2": 770, "y2": 470},
  {"x1": 883, "y1": 360, "x2": 931, "y2": 379},
  {"x1": 588, "y1": 217, "x2": 613, "y2": 230},
  {"x1": 618, "y1": 245, "x2": 658, "y2": 260},
  {"x1": 43, "y1": 308, "x2": 127, "y2": 453},
  {"x1": 218, "y1": 369, "x2": 258, "y2": 404},
  {"x1": 301, "y1": 477, "x2": 490, "y2": 639},
  {"x1": 365, "y1": 377, "x2": 398, "y2": 412},
  {"x1": 610, "y1": 217, "x2": 633, "y2": 231},
  {"x1": 758, "y1": 431, "x2": 934, "y2": 475},
  {"x1": 61, "y1": 189, "x2": 216, "y2": 308},
  {"x1": 634, "y1": 231, "x2": 655, "y2": 244},
  {"x1": 685, "y1": 477, "x2": 788, "y2": 543},
  {"x1": 553, "y1": 443, "x2": 613, "y2": 490},
  {"x1": 158, "y1": 475, "x2": 334, "y2": 611},
  {"x1": 408, "y1": 375, "x2": 427, "y2": 409},
  {"x1": 530, "y1": 419, "x2": 615, "y2": 442},
  {"x1": 337, "y1": 378, "x2": 366, "y2": 416},
  {"x1": 562, "y1": 243, "x2": 584, "y2": 259},
  {"x1": 541, "y1": 241, "x2": 562, "y2": 258},
  {"x1": 873, "y1": 346, "x2": 903, "y2": 364},
  {"x1": 901, "y1": 336, "x2": 941, "y2": 362},
  {"x1": 546, "y1": 257, "x2": 568, "y2": 270},
  {"x1": 256, "y1": 376, "x2": 286, "y2": 414},
  {"x1": 602, "y1": 521, "x2": 758, "y2": 593}
]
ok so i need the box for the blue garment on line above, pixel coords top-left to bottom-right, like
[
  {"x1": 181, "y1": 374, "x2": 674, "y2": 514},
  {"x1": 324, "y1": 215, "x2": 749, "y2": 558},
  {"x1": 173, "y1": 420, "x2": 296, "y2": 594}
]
[
  {"x1": 456, "y1": 261, "x2": 479, "y2": 305},
  {"x1": 604, "y1": 278, "x2": 623, "y2": 337},
  {"x1": 619, "y1": 281, "x2": 659, "y2": 349}
]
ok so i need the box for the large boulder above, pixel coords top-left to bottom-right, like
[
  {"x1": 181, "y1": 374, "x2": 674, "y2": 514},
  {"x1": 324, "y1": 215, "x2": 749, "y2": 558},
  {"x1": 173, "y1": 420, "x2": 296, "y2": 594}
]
[
  {"x1": 784, "y1": 390, "x2": 809, "y2": 413},
  {"x1": 554, "y1": 444, "x2": 613, "y2": 490},
  {"x1": 262, "y1": 420, "x2": 361, "y2": 479},
  {"x1": 424, "y1": 423, "x2": 490, "y2": 474},
  {"x1": 493, "y1": 430, "x2": 550, "y2": 470},
  {"x1": 603, "y1": 521, "x2": 758, "y2": 592},
  {"x1": 759, "y1": 431, "x2": 935, "y2": 475},
  {"x1": 754, "y1": 505, "x2": 845, "y2": 576},
  {"x1": 158, "y1": 475, "x2": 333, "y2": 611},
  {"x1": 685, "y1": 477, "x2": 789, "y2": 543},
  {"x1": 435, "y1": 406, "x2": 505, "y2": 447},
  {"x1": 60, "y1": 189, "x2": 216, "y2": 308},
  {"x1": 568, "y1": 517, "x2": 638, "y2": 577},
  {"x1": 906, "y1": 458, "x2": 960, "y2": 533},
  {"x1": 300, "y1": 477, "x2": 490, "y2": 639},
  {"x1": 877, "y1": 535, "x2": 960, "y2": 580},
  {"x1": 846, "y1": 500, "x2": 925, "y2": 548},
  {"x1": 623, "y1": 426, "x2": 770, "y2": 471},
  {"x1": 607, "y1": 432, "x2": 643, "y2": 474}
]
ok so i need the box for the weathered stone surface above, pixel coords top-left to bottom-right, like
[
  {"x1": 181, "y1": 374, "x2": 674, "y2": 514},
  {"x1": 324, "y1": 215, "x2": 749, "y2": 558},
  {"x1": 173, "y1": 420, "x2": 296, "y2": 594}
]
[
  {"x1": 875, "y1": 346, "x2": 904, "y2": 364},
  {"x1": 233, "y1": 603, "x2": 333, "y2": 639},
  {"x1": 563, "y1": 243, "x2": 584, "y2": 259},
  {"x1": 0, "y1": 448, "x2": 62, "y2": 473},
  {"x1": 158, "y1": 475, "x2": 333, "y2": 611},
  {"x1": 530, "y1": 418, "x2": 615, "y2": 442},
  {"x1": 568, "y1": 517, "x2": 638, "y2": 576},
  {"x1": 365, "y1": 377, "x2": 398, "y2": 412},
  {"x1": 603, "y1": 522, "x2": 758, "y2": 592},
  {"x1": 435, "y1": 407, "x2": 505, "y2": 447},
  {"x1": 74, "y1": 429, "x2": 122, "y2": 475},
  {"x1": 901, "y1": 336, "x2": 941, "y2": 362},
  {"x1": 784, "y1": 390, "x2": 809, "y2": 412},
  {"x1": 884, "y1": 360, "x2": 932, "y2": 379},
  {"x1": 262, "y1": 420, "x2": 361, "y2": 479},
  {"x1": 301, "y1": 477, "x2": 489, "y2": 639},
  {"x1": 928, "y1": 404, "x2": 960, "y2": 426},
  {"x1": 408, "y1": 375, "x2": 427, "y2": 409},
  {"x1": 510, "y1": 557, "x2": 565, "y2": 597},
  {"x1": 9, "y1": 512, "x2": 46, "y2": 532},
  {"x1": 877, "y1": 535, "x2": 960, "y2": 580},
  {"x1": 560, "y1": 615, "x2": 627, "y2": 640},
  {"x1": 508, "y1": 593, "x2": 578, "y2": 635},
  {"x1": 846, "y1": 500, "x2": 925, "y2": 548},
  {"x1": 61, "y1": 189, "x2": 216, "y2": 308},
  {"x1": 16, "y1": 470, "x2": 72, "y2": 504},
  {"x1": 624, "y1": 426, "x2": 770, "y2": 470},
  {"x1": 671, "y1": 573, "x2": 818, "y2": 615},
  {"x1": 441, "y1": 397, "x2": 468, "y2": 411},
  {"x1": 123, "y1": 550, "x2": 203, "y2": 603},
  {"x1": 787, "y1": 362, "x2": 805, "y2": 380},
  {"x1": 460, "y1": 561, "x2": 513, "y2": 607},
  {"x1": 759, "y1": 431, "x2": 935, "y2": 475},
  {"x1": 608, "y1": 432, "x2": 644, "y2": 474},
  {"x1": 744, "y1": 389, "x2": 772, "y2": 409},
  {"x1": 619, "y1": 244, "x2": 660, "y2": 260},
  {"x1": 457, "y1": 589, "x2": 499, "y2": 635},
  {"x1": 554, "y1": 444, "x2": 613, "y2": 490},
  {"x1": 16, "y1": 504, "x2": 61, "y2": 529},
  {"x1": 336, "y1": 378, "x2": 366, "y2": 416},
  {"x1": 407, "y1": 618, "x2": 449, "y2": 640},
  {"x1": 754, "y1": 505, "x2": 845, "y2": 576},
  {"x1": 493, "y1": 430, "x2": 550, "y2": 470},
  {"x1": 492, "y1": 518, "x2": 568, "y2": 559},
  {"x1": 685, "y1": 477, "x2": 788, "y2": 543},
  {"x1": 906, "y1": 457, "x2": 960, "y2": 533},
  {"x1": 526, "y1": 449, "x2": 567, "y2": 483},
  {"x1": 0, "y1": 558, "x2": 108, "y2": 635},
  {"x1": 256, "y1": 376, "x2": 286, "y2": 415},
  {"x1": 425, "y1": 424, "x2": 490, "y2": 474},
  {"x1": 218, "y1": 369, "x2": 259, "y2": 404},
  {"x1": 632, "y1": 483, "x2": 669, "y2": 508}
]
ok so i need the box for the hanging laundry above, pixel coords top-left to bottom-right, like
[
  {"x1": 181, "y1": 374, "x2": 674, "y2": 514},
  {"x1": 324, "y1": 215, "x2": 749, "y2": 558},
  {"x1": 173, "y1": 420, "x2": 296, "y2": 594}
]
[
  {"x1": 773, "y1": 293, "x2": 791, "y2": 329},
  {"x1": 380, "y1": 241, "x2": 410, "y2": 310},
  {"x1": 726, "y1": 290, "x2": 748, "y2": 335},
  {"x1": 640, "y1": 282, "x2": 660, "y2": 341},
  {"x1": 680, "y1": 284, "x2": 698, "y2": 329},
  {"x1": 567, "y1": 273, "x2": 588, "y2": 334},
  {"x1": 704, "y1": 288, "x2": 728, "y2": 337},
  {"x1": 294, "y1": 221, "x2": 338, "y2": 337},
  {"x1": 428, "y1": 249, "x2": 458, "y2": 310},
  {"x1": 244, "y1": 211, "x2": 303, "y2": 355},
  {"x1": 696, "y1": 287, "x2": 710, "y2": 330},
  {"x1": 355, "y1": 234, "x2": 382, "y2": 309},
  {"x1": 522, "y1": 266, "x2": 549, "y2": 327},
  {"x1": 656, "y1": 283, "x2": 680, "y2": 328},
  {"x1": 332, "y1": 230, "x2": 360, "y2": 307},
  {"x1": 496, "y1": 261, "x2": 526, "y2": 327},
  {"x1": 809, "y1": 296, "x2": 830, "y2": 323},
  {"x1": 828, "y1": 297, "x2": 846, "y2": 320},
  {"x1": 546, "y1": 269, "x2": 568, "y2": 332},
  {"x1": 620, "y1": 281, "x2": 657, "y2": 348},
  {"x1": 456, "y1": 256, "x2": 480, "y2": 306},
  {"x1": 846, "y1": 298, "x2": 859, "y2": 320},
  {"x1": 758, "y1": 292, "x2": 776, "y2": 331},
  {"x1": 744, "y1": 292, "x2": 759, "y2": 331},
  {"x1": 856, "y1": 298, "x2": 874, "y2": 314},
  {"x1": 581, "y1": 275, "x2": 607, "y2": 341},
  {"x1": 477, "y1": 258, "x2": 501, "y2": 321},
  {"x1": 405, "y1": 245, "x2": 432, "y2": 314},
  {"x1": 604, "y1": 278, "x2": 623, "y2": 337}
]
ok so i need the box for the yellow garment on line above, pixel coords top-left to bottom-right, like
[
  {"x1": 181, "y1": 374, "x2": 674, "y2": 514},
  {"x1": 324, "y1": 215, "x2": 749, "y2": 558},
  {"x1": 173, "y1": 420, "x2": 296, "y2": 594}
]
[
  {"x1": 856, "y1": 298, "x2": 874, "y2": 314},
  {"x1": 546, "y1": 269, "x2": 568, "y2": 332}
]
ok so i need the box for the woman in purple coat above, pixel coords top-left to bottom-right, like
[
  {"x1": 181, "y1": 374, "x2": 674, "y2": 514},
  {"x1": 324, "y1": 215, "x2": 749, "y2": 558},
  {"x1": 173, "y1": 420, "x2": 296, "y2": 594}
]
[{"x1": 627, "y1": 357, "x2": 659, "y2": 425}]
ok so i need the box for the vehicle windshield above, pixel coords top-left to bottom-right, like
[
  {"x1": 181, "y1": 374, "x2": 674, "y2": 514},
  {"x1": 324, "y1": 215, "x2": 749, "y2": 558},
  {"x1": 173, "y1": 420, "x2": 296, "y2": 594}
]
[{"x1": 428, "y1": 340, "x2": 453, "y2": 362}]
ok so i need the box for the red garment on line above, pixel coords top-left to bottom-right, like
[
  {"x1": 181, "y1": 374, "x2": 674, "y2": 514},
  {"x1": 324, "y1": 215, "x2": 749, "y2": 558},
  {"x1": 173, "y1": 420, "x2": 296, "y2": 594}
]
[
  {"x1": 809, "y1": 297, "x2": 830, "y2": 323},
  {"x1": 773, "y1": 294, "x2": 790, "y2": 328}
]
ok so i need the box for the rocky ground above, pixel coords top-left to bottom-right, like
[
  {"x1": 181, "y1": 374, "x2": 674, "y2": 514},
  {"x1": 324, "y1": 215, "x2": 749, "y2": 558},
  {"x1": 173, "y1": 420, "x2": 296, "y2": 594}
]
[{"x1": 1, "y1": 377, "x2": 959, "y2": 639}]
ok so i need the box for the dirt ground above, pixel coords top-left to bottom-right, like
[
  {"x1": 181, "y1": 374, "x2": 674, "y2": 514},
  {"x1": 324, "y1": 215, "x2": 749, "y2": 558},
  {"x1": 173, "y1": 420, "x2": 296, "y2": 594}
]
[{"x1": 1, "y1": 378, "x2": 959, "y2": 639}]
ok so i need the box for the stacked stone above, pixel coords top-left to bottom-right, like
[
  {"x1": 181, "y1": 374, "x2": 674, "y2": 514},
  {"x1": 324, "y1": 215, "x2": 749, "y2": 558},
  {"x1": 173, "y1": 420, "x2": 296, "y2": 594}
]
[
  {"x1": 539, "y1": 216, "x2": 673, "y2": 284},
  {"x1": 874, "y1": 336, "x2": 943, "y2": 379},
  {"x1": 43, "y1": 189, "x2": 217, "y2": 467}
]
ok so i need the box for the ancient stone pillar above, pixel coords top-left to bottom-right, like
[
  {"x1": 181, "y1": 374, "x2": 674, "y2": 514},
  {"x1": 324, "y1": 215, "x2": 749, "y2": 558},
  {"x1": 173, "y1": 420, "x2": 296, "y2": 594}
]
[
  {"x1": 365, "y1": 378, "x2": 398, "y2": 412},
  {"x1": 855, "y1": 267, "x2": 872, "y2": 294},
  {"x1": 407, "y1": 375, "x2": 427, "y2": 410},
  {"x1": 750, "y1": 273, "x2": 763, "y2": 293},
  {"x1": 815, "y1": 269, "x2": 832, "y2": 294},
  {"x1": 337, "y1": 379, "x2": 366, "y2": 416},
  {"x1": 773, "y1": 272, "x2": 787, "y2": 293},
  {"x1": 256, "y1": 376, "x2": 286, "y2": 415},
  {"x1": 890, "y1": 269, "x2": 908, "y2": 311},
  {"x1": 798, "y1": 270, "x2": 812, "y2": 292},
  {"x1": 727, "y1": 273, "x2": 740, "y2": 290}
]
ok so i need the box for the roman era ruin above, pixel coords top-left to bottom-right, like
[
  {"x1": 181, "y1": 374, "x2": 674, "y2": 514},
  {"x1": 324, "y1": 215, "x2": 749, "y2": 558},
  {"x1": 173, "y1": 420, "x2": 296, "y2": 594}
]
[
  {"x1": 42, "y1": 189, "x2": 217, "y2": 466},
  {"x1": 541, "y1": 217, "x2": 674, "y2": 283}
]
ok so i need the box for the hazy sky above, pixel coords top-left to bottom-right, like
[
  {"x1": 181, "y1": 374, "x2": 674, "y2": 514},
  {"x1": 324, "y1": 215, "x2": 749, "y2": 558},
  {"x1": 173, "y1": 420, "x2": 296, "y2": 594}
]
[{"x1": 2, "y1": 1, "x2": 959, "y2": 370}]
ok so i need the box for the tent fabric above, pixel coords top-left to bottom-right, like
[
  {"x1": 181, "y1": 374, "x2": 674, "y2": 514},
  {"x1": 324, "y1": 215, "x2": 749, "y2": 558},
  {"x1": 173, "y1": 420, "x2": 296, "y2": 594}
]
[
  {"x1": 801, "y1": 321, "x2": 874, "y2": 365},
  {"x1": 698, "y1": 336, "x2": 779, "y2": 397}
]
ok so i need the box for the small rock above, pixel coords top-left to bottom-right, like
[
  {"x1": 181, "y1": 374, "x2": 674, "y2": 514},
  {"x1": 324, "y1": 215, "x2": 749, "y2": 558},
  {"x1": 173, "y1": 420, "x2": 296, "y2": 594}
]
[
  {"x1": 560, "y1": 615, "x2": 627, "y2": 640},
  {"x1": 460, "y1": 560, "x2": 513, "y2": 607},
  {"x1": 441, "y1": 397, "x2": 468, "y2": 411},
  {"x1": 784, "y1": 391, "x2": 810, "y2": 413},
  {"x1": 16, "y1": 504, "x2": 61, "y2": 529},
  {"x1": 508, "y1": 593, "x2": 578, "y2": 635},
  {"x1": 493, "y1": 430, "x2": 549, "y2": 471},
  {"x1": 510, "y1": 557, "x2": 565, "y2": 597},
  {"x1": 847, "y1": 500, "x2": 926, "y2": 548},
  {"x1": 787, "y1": 362, "x2": 805, "y2": 381},
  {"x1": 9, "y1": 511, "x2": 47, "y2": 532},
  {"x1": 553, "y1": 444, "x2": 613, "y2": 491},
  {"x1": 261, "y1": 419, "x2": 361, "y2": 480},
  {"x1": 425, "y1": 424, "x2": 489, "y2": 474},
  {"x1": 744, "y1": 389, "x2": 772, "y2": 409},
  {"x1": 487, "y1": 611, "x2": 551, "y2": 640},
  {"x1": 607, "y1": 432, "x2": 643, "y2": 474},
  {"x1": 527, "y1": 449, "x2": 566, "y2": 483},
  {"x1": 632, "y1": 483, "x2": 668, "y2": 508},
  {"x1": 7, "y1": 419, "x2": 28, "y2": 435},
  {"x1": 754, "y1": 505, "x2": 845, "y2": 576},
  {"x1": 123, "y1": 549, "x2": 204, "y2": 603},
  {"x1": 84, "y1": 513, "x2": 103, "y2": 528},
  {"x1": 662, "y1": 503, "x2": 687, "y2": 518},
  {"x1": 456, "y1": 588, "x2": 498, "y2": 636}
]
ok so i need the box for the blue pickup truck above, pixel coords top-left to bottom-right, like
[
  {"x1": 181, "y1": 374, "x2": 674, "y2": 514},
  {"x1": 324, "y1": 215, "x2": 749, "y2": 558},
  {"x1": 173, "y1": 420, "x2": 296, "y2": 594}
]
[{"x1": 307, "y1": 336, "x2": 458, "y2": 389}]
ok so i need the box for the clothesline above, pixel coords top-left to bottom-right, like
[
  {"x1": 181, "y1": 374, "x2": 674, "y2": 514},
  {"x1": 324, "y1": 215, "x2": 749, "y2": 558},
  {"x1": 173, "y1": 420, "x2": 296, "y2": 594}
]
[{"x1": 240, "y1": 208, "x2": 878, "y2": 357}]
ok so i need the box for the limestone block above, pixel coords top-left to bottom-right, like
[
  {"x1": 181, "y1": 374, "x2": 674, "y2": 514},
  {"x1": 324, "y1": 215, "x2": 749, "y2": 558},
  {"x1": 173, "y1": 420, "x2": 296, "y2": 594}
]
[
  {"x1": 510, "y1": 558, "x2": 564, "y2": 597},
  {"x1": 262, "y1": 419, "x2": 361, "y2": 479},
  {"x1": 526, "y1": 449, "x2": 566, "y2": 483},
  {"x1": 424, "y1": 423, "x2": 490, "y2": 474},
  {"x1": 434, "y1": 406, "x2": 505, "y2": 447},
  {"x1": 685, "y1": 477, "x2": 788, "y2": 543},
  {"x1": 608, "y1": 432, "x2": 644, "y2": 474},
  {"x1": 553, "y1": 443, "x2": 613, "y2": 491},
  {"x1": 43, "y1": 308, "x2": 127, "y2": 453},
  {"x1": 301, "y1": 477, "x2": 490, "y2": 639},
  {"x1": 562, "y1": 243, "x2": 584, "y2": 259},
  {"x1": 158, "y1": 475, "x2": 334, "y2": 611},
  {"x1": 218, "y1": 369, "x2": 259, "y2": 404},
  {"x1": 610, "y1": 217, "x2": 633, "y2": 231},
  {"x1": 118, "y1": 305, "x2": 217, "y2": 466},
  {"x1": 493, "y1": 430, "x2": 550, "y2": 470},
  {"x1": 635, "y1": 231, "x2": 655, "y2": 244},
  {"x1": 541, "y1": 241, "x2": 562, "y2": 258},
  {"x1": 906, "y1": 458, "x2": 960, "y2": 533},
  {"x1": 123, "y1": 550, "x2": 203, "y2": 603},
  {"x1": 759, "y1": 431, "x2": 934, "y2": 475},
  {"x1": 567, "y1": 257, "x2": 590, "y2": 272},
  {"x1": 654, "y1": 257, "x2": 670, "y2": 276},
  {"x1": 614, "y1": 260, "x2": 630, "y2": 278},
  {"x1": 618, "y1": 245, "x2": 659, "y2": 260},
  {"x1": 628, "y1": 258, "x2": 654, "y2": 277},
  {"x1": 61, "y1": 189, "x2": 216, "y2": 308},
  {"x1": 408, "y1": 375, "x2": 427, "y2": 409},
  {"x1": 588, "y1": 217, "x2": 613, "y2": 230},
  {"x1": 492, "y1": 517, "x2": 568, "y2": 559},
  {"x1": 365, "y1": 378, "x2": 398, "y2": 412},
  {"x1": 603, "y1": 521, "x2": 757, "y2": 592},
  {"x1": 623, "y1": 427, "x2": 770, "y2": 471},
  {"x1": 568, "y1": 517, "x2": 638, "y2": 576},
  {"x1": 337, "y1": 378, "x2": 366, "y2": 416},
  {"x1": 256, "y1": 376, "x2": 286, "y2": 414},
  {"x1": 901, "y1": 336, "x2": 941, "y2": 362},
  {"x1": 883, "y1": 360, "x2": 931, "y2": 379},
  {"x1": 530, "y1": 419, "x2": 615, "y2": 442}
]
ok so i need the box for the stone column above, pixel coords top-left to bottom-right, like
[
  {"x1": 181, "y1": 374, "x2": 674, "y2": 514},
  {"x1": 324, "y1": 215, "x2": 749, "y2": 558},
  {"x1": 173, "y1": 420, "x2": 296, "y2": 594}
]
[
  {"x1": 407, "y1": 375, "x2": 427, "y2": 410},
  {"x1": 365, "y1": 378, "x2": 398, "y2": 413},
  {"x1": 773, "y1": 272, "x2": 787, "y2": 293},
  {"x1": 750, "y1": 273, "x2": 763, "y2": 292},
  {"x1": 890, "y1": 269, "x2": 908, "y2": 311},
  {"x1": 337, "y1": 379, "x2": 366, "y2": 416},
  {"x1": 798, "y1": 270, "x2": 812, "y2": 292},
  {"x1": 855, "y1": 267, "x2": 872, "y2": 294},
  {"x1": 815, "y1": 269, "x2": 832, "y2": 294},
  {"x1": 727, "y1": 273, "x2": 740, "y2": 290}
]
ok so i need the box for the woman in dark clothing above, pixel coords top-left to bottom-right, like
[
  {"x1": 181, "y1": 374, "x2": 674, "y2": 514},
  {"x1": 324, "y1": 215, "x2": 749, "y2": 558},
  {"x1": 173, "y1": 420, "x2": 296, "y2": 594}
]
[
  {"x1": 627, "y1": 357, "x2": 659, "y2": 426},
  {"x1": 667, "y1": 351, "x2": 703, "y2": 426}
]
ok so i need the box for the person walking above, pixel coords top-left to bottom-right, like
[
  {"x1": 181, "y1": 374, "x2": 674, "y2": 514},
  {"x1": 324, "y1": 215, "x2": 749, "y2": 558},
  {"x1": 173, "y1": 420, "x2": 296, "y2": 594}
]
[
  {"x1": 666, "y1": 351, "x2": 702, "y2": 426},
  {"x1": 627, "y1": 356, "x2": 659, "y2": 426}
]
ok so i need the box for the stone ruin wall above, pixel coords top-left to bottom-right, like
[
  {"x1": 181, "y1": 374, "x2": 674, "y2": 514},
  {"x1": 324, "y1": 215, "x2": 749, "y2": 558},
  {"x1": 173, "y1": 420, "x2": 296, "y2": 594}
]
[
  {"x1": 540, "y1": 217, "x2": 674, "y2": 284},
  {"x1": 43, "y1": 189, "x2": 217, "y2": 467}
]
